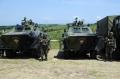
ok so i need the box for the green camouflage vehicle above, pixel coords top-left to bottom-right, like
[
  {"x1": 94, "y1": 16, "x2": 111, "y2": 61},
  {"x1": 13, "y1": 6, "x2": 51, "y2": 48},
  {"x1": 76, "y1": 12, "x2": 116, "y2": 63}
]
[
  {"x1": 0, "y1": 18, "x2": 50, "y2": 60},
  {"x1": 59, "y1": 19, "x2": 97, "y2": 58}
]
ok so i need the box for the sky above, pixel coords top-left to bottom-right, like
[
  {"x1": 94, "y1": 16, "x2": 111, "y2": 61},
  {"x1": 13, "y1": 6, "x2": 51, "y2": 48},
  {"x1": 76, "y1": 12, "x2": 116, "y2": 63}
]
[{"x1": 0, "y1": 0, "x2": 120, "y2": 25}]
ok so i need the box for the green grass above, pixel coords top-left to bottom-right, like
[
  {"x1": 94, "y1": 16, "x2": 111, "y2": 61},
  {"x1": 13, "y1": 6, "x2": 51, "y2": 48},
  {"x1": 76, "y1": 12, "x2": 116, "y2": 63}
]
[
  {"x1": 90, "y1": 23, "x2": 97, "y2": 32},
  {"x1": 47, "y1": 30, "x2": 64, "y2": 40},
  {"x1": 42, "y1": 24, "x2": 66, "y2": 40},
  {"x1": 50, "y1": 41, "x2": 59, "y2": 49}
]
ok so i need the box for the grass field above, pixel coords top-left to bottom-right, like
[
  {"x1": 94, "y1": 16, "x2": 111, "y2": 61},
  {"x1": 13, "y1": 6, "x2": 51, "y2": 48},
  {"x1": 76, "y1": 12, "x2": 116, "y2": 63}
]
[{"x1": 50, "y1": 41, "x2": 59, "y2": 49}]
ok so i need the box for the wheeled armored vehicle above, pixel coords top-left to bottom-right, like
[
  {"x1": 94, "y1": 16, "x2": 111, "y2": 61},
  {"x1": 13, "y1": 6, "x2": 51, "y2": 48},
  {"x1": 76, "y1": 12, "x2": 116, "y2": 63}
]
[
  {"x1": 0, "y1": 19, "x2": 50, "y2": 59},
  {"x1": 59, "y1": 19, "x2": 97, "y2": 58}
]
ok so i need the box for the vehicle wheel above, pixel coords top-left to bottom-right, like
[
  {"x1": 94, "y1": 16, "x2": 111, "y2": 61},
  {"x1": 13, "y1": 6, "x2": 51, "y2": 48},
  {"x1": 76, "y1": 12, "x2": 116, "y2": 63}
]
[
  {"x1": 63, "y1": 51, "x2": 71, "y2": 59},
  {"x1": 40, "y1": 48, "x2": 44, "y2": 61},
  {"x1": 90, "y1": 51, "x2": 96, "y2": 59},
  {"x1": 33, "y1": 50, "x2": 40, "y2": 58},
  {"x1": 6, "y1": 50, "x2": 16, "y2": 58},
  {"x1": 96, "y1": 49, "x2": 105, "y2": 61},
  {"x1": 57, "y1": 50, "x2": 65, "y2": 59},
  {"x1": 0, "y1": 50, "x2": 4, "y2": 57},
  {"x1": 96, "y1": 55, "x2": 103, "y2": 61}
]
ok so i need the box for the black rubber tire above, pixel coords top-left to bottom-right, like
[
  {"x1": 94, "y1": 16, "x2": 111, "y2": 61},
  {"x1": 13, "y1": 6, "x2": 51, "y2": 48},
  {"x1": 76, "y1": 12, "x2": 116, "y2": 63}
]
[
  {"x1": 63, "y1": 51, "x2": 71, "y2": 59},
  {"x1": 6, "y1": 50, "x2": 16, "y2": 58},
  {"x1": 57, "y1": 50, "x2": 65, "y2": 59},
  {"x1": 33, "y1": 51, "x2": 41, "y2": 59},
  {"x1": 90, "y1": 51, "x2": 97, "y2": 59},
  {"x1": 40, "y1": 48, "x2": 44, "y2": 61},
  {"x1": 0, "y1": 50, "x2": 4, "y2": 57}
]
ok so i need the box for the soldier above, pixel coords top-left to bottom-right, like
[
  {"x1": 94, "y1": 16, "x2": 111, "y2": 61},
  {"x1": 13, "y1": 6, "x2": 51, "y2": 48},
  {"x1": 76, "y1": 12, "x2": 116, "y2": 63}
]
[
  {"x1": 16, "y1": 24, "x2": 23, "y2": 31},
  {"x1": 40, "y1": 34, "x2": 50, "y2": 61},
  {"x1": 28, "y1": 19, "x2": 34, "y2": 25},
  {"x1": 21, "y1": 17, "x2": 30, "y2": 30},
  {"x1": 105, "y1": 32, "x2": 116, "y2": 61},
  {"x1": 24, "y1": 21, "x2": 30, "y2": 30},
  {"x1": 34, "y1": 23, "x2": 38, "y2": 31},
  {"x1": 64, "y1": 29, "x2": 67, "y2": 36},
  {"x1": 80, "y1": 21, "x2": 83, "y2": 25},
  {"x1": 21, "y1": 17, "x2": 27, "y2": 26},
  {"x1": 73, "y1": 17, "x2": 78, "y2": 26},
  {"x1": 77, "y1": 20, "x2": 83, "y2": 26}
]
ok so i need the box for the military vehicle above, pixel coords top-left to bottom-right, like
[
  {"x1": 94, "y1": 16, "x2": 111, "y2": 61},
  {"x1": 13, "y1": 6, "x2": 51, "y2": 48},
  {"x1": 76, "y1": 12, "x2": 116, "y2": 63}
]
[
  {"x1": 96, "y1": 15, "x2": 120, "y2": 59},
  {"x1": 0, "y1": 18, "x2": 50, "y2": 60},
  {"x1": 59, "y1": 18, "x2": 97, "y2": 58}
]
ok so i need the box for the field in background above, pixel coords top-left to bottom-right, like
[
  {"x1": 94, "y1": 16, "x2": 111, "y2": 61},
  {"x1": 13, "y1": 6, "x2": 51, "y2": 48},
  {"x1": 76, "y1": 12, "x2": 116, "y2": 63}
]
[
  {"x1": 90, "y1": 24, "x2": 97, "y2": 32},
  {"x1": 50, "y1": 41, "x2": 59, "y2": 49},
  {"x1": 41, "y1": 24, "x2": 66, "y2": 40}
]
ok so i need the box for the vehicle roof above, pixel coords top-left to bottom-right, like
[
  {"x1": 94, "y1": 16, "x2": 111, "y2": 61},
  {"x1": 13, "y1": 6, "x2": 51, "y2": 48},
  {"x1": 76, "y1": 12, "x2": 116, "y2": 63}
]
[{"x1": 67, "y1": 26, "x2": 96, "y2": 36}]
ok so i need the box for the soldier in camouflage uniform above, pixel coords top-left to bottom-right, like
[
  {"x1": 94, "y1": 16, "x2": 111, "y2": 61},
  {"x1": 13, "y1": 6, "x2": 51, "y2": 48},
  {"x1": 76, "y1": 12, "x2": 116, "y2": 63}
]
[
  {"x1": 21, "y1": 17, "x2": 33, "y2": 30},
  {"x1": 105, "y1": 32, "x2": 116, "y2": 61},
  {"x1": 40, "y1": 33, "x2": 50, "y2": 61},
  {"x1": 27, "y1": 19, "x2": 35, "y2": 30},
  {"x1": 28, "y1": 19, "x2": 34, "y2": 25},
  {"x1": 34, "y1": 23, "x2": 38, "y2": 31},
  {"x1": 77, "y1": 20, "x2": 83, "y2": 26},
  {"x1": 21, "y1": 17, "x2": 27, "y2": 26}
]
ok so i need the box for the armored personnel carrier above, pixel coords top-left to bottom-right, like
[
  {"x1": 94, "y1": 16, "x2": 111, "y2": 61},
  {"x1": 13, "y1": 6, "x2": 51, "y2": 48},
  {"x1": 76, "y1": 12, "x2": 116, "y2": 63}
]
[
  {"x1": 0, "y1": 18, "x2": 50, "y2": 60},
  {"x1": 59, "y1": 18, "x2": 97, "y2": 58}
]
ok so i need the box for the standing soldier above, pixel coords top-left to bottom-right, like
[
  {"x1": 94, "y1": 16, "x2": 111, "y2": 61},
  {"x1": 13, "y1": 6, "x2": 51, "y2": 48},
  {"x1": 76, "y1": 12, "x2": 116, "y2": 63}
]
[
  {"x1": 28, "y1": 19, "x2": 34, "y2": 25},
  {"x1": 40, "y1": 34, "x2": 50, "y2": 61},
  {"x1": 34, "y1": 23, "x2": 38, "y2": 31},
  {"x1": 77, "y1": 21, "x2": 81, "y2": 26},
  {"x1": 27, "y1": 19, "x2": 35, "y2": 29},
  {"x1": 105, "y1": 32, "x2": 116, "y2": 61},
  {"x1": 21, "y1": 17, "x2": 31, "y2": 30},
  {"x1": 77, "y1": 20, "x2": 83, "y2": 26},
  {"x1": 21, "y1": 17, "x2": 27, "y2": 26}
]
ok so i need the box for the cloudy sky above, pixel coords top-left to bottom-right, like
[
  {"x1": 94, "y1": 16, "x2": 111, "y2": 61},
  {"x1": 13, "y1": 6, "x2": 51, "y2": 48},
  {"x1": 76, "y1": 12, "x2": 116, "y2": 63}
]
[{"x1": 0, "y1": 0, "x2": 120, "y2": 25}]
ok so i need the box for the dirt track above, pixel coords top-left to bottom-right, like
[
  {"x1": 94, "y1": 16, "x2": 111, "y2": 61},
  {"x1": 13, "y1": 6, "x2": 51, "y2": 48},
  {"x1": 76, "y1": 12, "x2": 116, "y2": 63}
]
[{"x1": 0, "y1": 49, "x2": 120, "y2": 79}]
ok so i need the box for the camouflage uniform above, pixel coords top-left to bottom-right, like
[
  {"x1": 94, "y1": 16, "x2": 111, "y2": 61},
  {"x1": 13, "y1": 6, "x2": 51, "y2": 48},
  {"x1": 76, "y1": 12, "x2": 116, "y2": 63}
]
[
  {"x1": 34, "y1": 23, "x2": 38, "y2": 31},
  {"x1": 28, "y1": 19, "x2": 34, "y2": 25},
  {"x1": 105, "y1": 32, "x2": 116, "y2": 61},
  {"x1": 40, "y1": 34, "x2": 50, "y2": 60},
  {"x1": 77, "y1": 21, "x2": 83, "y2": 26},
  {"x1": 16, "y1": 24, "x2": 23, "y2": 31},
  {"x1": 24, "y1": 21, "x2": 30, "y2": 30},
  {"x1": 21, "y1": 17, "x2": 27, "y2": 26}
]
